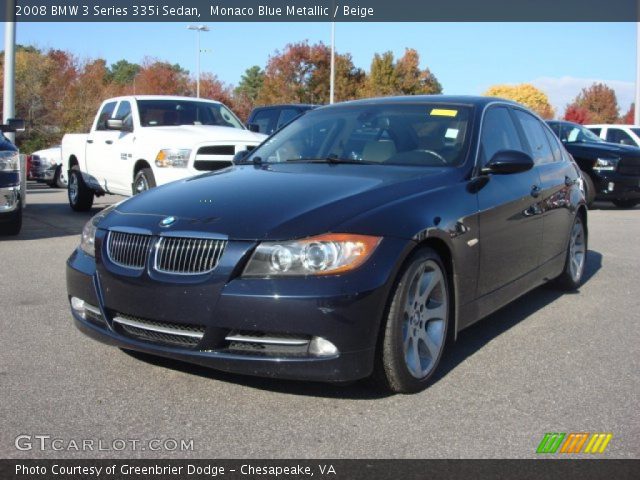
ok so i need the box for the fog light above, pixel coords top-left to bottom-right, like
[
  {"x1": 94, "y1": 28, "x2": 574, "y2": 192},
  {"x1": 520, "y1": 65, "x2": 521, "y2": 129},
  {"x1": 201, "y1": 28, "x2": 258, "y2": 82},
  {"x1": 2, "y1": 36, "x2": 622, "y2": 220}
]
[
  {"x1": 70, "y1": 297, "x2": 86, "y2": 317},
  {"x1": 608, "y1": 182, "x2": 615, "y2": 192},
  {"x1": 309, "y1": 336, "x2": 338, "y2": 356}
]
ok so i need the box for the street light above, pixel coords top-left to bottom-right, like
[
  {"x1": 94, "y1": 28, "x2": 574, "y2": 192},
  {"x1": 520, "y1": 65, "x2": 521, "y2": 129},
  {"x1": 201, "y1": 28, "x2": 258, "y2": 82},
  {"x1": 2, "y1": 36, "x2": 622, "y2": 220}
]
[
  {"x1": 330, "y1": 22, "x2": 335, "y2": 104},
  {"x1": 187, "y1": 25, "x2": 210, "y2": 98}
]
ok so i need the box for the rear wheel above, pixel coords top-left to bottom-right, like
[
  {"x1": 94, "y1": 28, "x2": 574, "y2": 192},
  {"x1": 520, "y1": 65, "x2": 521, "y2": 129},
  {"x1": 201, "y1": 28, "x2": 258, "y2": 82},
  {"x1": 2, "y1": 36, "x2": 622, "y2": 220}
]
[
  {"x1": 580, "y1": 171, "x2": 595, "y2": 208},
  {"x1": 375, "y1": 248, "x2": 449, "y2": 393},
  {"x1": 612, "y1": 199, "x2": 639, "y2": 209},
  {"x1": 68, "y1": 168, "x2": 94, "y2": 212},
  {"x1": 54, "y1": 165, "x2": 66, "y2": 188},
  {"x1": 0, "y1": 200, "x2": 22, "y2": 236},
  {"x1": 133, "y1": 168, "x2": 156, "y2": 195},
  {"x1": 552, "y1": 215, "x2": 587, "y2": 291}
]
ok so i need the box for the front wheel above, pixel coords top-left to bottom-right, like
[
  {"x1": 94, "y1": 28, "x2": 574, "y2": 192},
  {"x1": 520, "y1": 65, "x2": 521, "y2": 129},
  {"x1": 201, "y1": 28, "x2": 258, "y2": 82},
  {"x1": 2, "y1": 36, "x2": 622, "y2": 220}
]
[
  {"x1": 580, "y1": 171, "x2": 595, "y2": 208},
  {"x1": 552, "y1": 215, "x2": 587, "y2": 291},
  {"x1": 612, "y1": 199, "x2": 639, "y2": 209},
  {"x1": 375, "y1": 248, "x2": 450, "y2": 393},
  {"x1": 133, "y1": 168, "x2": 156, "y2": 195},
  {"x1": 68, "y1": 168, "x2": 94, "y2": 212}
]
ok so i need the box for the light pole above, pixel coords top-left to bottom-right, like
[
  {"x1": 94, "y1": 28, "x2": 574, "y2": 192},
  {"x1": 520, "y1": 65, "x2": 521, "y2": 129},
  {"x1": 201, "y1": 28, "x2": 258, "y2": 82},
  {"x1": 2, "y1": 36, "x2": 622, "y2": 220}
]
[
  {"x1": 330, "y1": 22, "x2": 335, "y2": 104},
  {"x1": 3, "y1": 0, "x2": 17, "y2": 142},
  {"x1": 636, "y1": 21, "x2": 640, "y2": 124},
  {"x1": 187, "y1": 25, "x2": 210, "y2": 98}
]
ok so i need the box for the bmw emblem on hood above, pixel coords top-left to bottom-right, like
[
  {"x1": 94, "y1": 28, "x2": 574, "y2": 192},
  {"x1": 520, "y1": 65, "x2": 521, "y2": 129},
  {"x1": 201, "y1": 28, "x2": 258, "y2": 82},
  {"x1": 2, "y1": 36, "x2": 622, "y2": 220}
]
[{"x1": 160, "y1": 216, "x2": 177, "y2": 227}]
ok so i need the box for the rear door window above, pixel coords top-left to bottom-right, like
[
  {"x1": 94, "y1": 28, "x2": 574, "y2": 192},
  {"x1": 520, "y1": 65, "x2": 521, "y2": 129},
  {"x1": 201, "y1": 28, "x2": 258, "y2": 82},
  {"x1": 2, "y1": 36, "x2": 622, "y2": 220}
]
[{"x1": 606, "y1": 128, "x2": 635, "y2": 145}]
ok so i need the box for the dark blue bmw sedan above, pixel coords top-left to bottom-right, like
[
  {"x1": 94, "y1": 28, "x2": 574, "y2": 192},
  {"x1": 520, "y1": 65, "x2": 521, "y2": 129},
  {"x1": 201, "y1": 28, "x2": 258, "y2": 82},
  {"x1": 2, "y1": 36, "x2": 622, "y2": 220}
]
[{"x1": 67, "y1": 96, "x2": 587, "y2": 393}]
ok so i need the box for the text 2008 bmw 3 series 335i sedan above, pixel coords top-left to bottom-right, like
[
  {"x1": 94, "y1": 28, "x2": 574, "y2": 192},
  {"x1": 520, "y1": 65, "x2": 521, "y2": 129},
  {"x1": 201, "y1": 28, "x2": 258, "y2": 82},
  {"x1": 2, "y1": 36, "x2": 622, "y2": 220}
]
[{"x1": 66, "y1": 96, "x2": 587, "y2": 393}]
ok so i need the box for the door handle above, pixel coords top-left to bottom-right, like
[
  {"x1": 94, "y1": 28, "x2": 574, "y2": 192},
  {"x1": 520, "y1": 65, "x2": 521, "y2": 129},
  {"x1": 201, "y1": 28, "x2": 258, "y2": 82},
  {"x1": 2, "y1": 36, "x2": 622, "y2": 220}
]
[
  {"x1": 105, "y1": 140, "x2": 113, "y2": 145},
  {"x1": 530, "y1": 185, "x2": 541, "y2": 198},
  {"x1": 86, "y1": 139, "x2": 93, "y2": 144}
]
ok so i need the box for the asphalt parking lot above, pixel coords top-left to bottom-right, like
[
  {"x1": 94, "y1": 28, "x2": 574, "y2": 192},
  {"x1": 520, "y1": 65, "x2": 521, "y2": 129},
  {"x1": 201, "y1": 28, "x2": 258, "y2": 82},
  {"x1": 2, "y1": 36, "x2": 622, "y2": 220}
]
[{"x1": 1, "y1": 183, "x2": 638, "y2": 459}]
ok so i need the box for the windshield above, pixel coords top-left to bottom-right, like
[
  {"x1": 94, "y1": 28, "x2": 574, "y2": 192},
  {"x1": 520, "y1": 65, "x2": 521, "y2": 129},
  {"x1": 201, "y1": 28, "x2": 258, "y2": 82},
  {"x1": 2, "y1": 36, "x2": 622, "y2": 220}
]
[
  {"x1": 631, "y1": 128, "x2": 640, "y2": 137},
  {"x1": 245, "y1": 103, "x2": 473, "y2": 167},
  {"x1": 561, "y1": 123, "x2": 603, "y2": 144},
  {"x1": 136, "y1": 99, "x2": 244, "y2": 129}
]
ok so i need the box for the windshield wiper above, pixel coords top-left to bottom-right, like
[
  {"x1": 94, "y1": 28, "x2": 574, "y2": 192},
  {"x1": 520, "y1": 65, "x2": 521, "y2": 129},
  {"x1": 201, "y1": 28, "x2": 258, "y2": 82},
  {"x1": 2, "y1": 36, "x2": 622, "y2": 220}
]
[{"x1": 285, "y1": 155, "x2": 377, "y2": 165}]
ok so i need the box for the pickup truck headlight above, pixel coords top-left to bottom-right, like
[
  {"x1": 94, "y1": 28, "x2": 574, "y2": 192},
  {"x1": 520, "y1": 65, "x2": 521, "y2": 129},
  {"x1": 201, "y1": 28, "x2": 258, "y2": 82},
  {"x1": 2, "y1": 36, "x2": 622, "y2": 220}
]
[
  {"x1": 79, "y1": 202, "x2": 121, "y2": 257},
  {"x1": 155, "y1": 149, "x2": 190, "y2": 168},
  {"x1": 593, "y1": 157, "x2": 619, "y2": 171},
  {"x1": 242, "y1": 233, "x2": 382, "y2": 277},
  {"x1": 0, "y1": 151, "x2": 20, "y2": 171}
]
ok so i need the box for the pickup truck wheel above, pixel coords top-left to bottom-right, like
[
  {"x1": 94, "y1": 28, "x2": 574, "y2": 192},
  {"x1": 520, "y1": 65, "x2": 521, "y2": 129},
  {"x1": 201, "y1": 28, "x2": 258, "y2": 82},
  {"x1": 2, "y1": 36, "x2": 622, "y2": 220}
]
[
  {"x1": 612, "y1": 199, "x2": 639, "y2": 209},
  {"x1": 133, "y1": 168, "x2": 156, "y2": 195},
  {"x1": 0, "y1": 201, "x2": 22, "y2": 236},
  {"x1": 580, "y1": 171, "x2": 595, "y2": 208},
  {"x1": 68, "y1": 168, "x2": 94, "y2": 212},
  {"x1": 54, "y1": 165, "x2": 66, "y2": 188}
]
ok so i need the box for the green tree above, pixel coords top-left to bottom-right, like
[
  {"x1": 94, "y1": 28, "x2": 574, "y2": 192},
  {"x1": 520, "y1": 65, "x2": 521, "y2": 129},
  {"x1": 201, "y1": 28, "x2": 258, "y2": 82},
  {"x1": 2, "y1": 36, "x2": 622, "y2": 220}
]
[
  {"x1": 107, "y1": 59, "x2": 140, "y2": 86},
  {"x1": 235, "y1": 66, "x2": 264, "y2": 102},
  {"x1": 366, "y1": 51, "x2": 397, "y2": 97}
]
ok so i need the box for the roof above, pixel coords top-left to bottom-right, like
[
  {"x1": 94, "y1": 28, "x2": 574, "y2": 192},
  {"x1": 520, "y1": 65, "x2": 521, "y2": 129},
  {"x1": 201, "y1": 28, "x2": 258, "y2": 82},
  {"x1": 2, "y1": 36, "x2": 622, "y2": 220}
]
[
  {"x1": 252, "y1": 104, "x2": 319, "y2": 109},
  {"x1": 328, "y1": 95, "x2": 521, "y2": 108},
  {"x1": 105, "y1": 95, "x2": 223, "y2": 104}
]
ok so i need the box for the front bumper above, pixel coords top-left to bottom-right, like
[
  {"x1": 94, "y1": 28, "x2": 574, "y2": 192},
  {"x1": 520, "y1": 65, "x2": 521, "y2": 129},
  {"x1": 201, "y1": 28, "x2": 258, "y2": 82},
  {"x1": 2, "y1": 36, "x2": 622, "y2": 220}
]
[
  {"x1": 592, "y1": 171, "x2": 640, "y2": 201},
  {"x1": 66, "y1": 236, "x2": 411, "y2": 383},
  {"x1": 31, "y1": 164, "x2": 56, "y2": 182},
  {"x1": 0, "y1": 185, "x2": 20, "y2": 213}
]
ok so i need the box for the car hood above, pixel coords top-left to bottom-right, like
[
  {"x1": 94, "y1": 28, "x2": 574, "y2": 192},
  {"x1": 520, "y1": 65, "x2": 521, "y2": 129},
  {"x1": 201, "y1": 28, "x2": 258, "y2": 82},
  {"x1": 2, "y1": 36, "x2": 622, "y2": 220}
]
[
  {"x1": 104, "y1": 163, "x2": 452, "y2": 240},
  {"x1": 564, "y1": 141, "x2": 640, "y2": 158},
  {"x1": 140, "y1": 125, "x2": 267, "y2": 145}
]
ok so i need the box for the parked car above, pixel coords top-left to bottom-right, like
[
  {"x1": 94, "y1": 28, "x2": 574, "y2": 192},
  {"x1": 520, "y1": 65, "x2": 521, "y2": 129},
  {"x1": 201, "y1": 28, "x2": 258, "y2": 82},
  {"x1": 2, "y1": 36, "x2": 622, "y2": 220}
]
[
  {"x1": 547, "y1": 120, "x2": 640, "y2": 208},
  {"x1": 587, "y1": 124, "x2": 640, "y2": 147},
  {"x1": 61, "y1": 95, "x2": 267, "y2": 211},
  {"x1": 30, "y1": 145, "x2": 65, "y2": 188},
  {"x1": 246, "y1": 104, "x2": 318, "y2": 135},
  {"x1": 0, "y1": 119, "x2": 26, "y2": 236},
  {"x1": 67, "y1": 96, "x2": 587, "y2": 393}
]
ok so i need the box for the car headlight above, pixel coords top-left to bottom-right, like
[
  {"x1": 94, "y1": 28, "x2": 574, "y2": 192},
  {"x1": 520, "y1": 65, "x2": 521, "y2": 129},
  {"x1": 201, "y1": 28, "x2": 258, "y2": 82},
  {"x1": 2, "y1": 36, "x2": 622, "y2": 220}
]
[
  {"x1": 79, "y1": 202, "x2": 121, "y2": 257},
  {"x1": 593, "y1": 157, "x2": 619, "y2": 171},
  {"x1": 0, "y1": 151, "x2": 20, "y2": 171},
  {"x1": 155, "y1": 149, "x2": 190, "y2": 168},
  {"x1": 243, "y1": 233, "x2": 382, "y2": 277}
]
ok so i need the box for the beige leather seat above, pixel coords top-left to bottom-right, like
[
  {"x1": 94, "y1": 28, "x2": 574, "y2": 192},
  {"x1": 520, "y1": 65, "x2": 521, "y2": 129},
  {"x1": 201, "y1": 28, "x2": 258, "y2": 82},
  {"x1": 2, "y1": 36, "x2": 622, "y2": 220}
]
[{"x1": 362, "y1": 140, "x2": 397, "y2": 163}]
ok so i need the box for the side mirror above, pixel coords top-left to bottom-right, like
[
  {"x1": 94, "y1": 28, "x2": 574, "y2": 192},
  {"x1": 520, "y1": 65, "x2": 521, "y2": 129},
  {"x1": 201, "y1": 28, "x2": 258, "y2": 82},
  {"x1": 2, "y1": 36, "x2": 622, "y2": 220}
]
[
  {"x1": 481, "y1": 150, "x2": 534, "y2": 175},
  {"x1": 246, "y1": 123, "x2": 260, "y2": 133},
  {"x1": 107, "y1": 119, "x2": 125, "y2": 131},
  {"x1": 233, "y1": 150, "x2": 250, "y2": 162},
  {"x1": 0, "y1": 118, "x2": 25, "y2": 132}
]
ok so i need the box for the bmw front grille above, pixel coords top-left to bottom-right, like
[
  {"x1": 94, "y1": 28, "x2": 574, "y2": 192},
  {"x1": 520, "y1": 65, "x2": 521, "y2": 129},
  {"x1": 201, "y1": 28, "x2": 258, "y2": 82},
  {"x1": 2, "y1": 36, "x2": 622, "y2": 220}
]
[{"x1": 106, "y1": 231, "x2": 226, "y2": 274}]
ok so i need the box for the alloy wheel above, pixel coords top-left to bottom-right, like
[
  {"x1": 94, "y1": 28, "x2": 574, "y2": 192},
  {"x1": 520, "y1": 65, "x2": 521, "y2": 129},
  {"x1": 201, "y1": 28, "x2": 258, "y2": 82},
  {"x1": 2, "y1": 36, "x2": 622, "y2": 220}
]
[
  {"x1": 569, "y1": 219, "x2": 586, "y2": 282},
  {"x1": 402, "y1": 260, "x2": 448, "y2": 379}
]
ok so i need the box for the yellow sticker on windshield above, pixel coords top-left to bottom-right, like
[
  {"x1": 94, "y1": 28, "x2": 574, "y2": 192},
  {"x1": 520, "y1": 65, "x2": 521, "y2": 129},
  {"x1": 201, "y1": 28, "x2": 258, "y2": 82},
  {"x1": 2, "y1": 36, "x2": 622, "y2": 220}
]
[{"x1": 430, "y1": 108, "x2": 458, "y2": 117}]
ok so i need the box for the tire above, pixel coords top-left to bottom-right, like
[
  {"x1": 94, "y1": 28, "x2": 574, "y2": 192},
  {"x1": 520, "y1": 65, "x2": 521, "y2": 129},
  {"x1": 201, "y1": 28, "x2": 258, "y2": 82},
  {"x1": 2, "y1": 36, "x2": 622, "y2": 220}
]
[
  {"x1": 53, "y1": 165, "x2": 66, "y2": 189},
  {"x1": 68, "y1": 168, "x2": 94, "y2": 212},
  {"x1": 580, "y1": 171, "x2": 595, "y2": 208},
  {"x1": 611, "y1": 199, "x2": 639, "y2": 209},
  {"x1": 374, "y1": 248, "x2": 450, "y2": 393},
  {"x1": 551, "y1": 214, "x2": 587, "y2": 291},
  {"x1": 133, "y1": 168, "x2": 156, "y2": 195},
  {"x1": 0, "y1": 200, "x2": 22, "y2": 236}
]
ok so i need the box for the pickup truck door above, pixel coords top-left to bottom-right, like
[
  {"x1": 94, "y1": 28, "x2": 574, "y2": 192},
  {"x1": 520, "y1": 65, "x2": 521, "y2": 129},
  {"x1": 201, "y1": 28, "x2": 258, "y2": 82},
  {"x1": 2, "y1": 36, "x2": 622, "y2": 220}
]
[
  {"x1": 85, "y1": 101, "x2": 120, "y2": 192},
  {"x1": 107, "y1": 100, "x2": 136, "y2": 195}
]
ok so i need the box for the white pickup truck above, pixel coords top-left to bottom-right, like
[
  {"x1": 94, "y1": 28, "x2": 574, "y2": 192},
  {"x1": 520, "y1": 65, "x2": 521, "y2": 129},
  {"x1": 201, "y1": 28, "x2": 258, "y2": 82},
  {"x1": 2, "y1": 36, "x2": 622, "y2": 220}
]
[{"x1": 61, "y1": 95, "x2": 266, "y2": 211}]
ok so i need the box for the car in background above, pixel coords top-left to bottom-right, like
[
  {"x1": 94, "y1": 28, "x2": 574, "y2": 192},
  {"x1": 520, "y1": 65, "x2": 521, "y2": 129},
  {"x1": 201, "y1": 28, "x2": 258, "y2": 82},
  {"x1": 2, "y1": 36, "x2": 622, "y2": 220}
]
[
  {"x1": 0, "y1": 119, "x2": 26, "y2": 236},
  {"x1": 246, "y1": 104, "x2": 318, "y2": 135},
  {"x1": 61, "y1": 95, "x2": 266, "y2": 212},
  {"x1": 30, "y1": 145, "x2": 65, "y2": 188},
  {"x1": 547, "y1": 120, "x2": 640, "y2": 208},
  {"x1": 67, "y1": 96, "x2": 587, "y2": 393},
  {"x1": 587, "y1": 124, "x2": 640, "y2": 148}
]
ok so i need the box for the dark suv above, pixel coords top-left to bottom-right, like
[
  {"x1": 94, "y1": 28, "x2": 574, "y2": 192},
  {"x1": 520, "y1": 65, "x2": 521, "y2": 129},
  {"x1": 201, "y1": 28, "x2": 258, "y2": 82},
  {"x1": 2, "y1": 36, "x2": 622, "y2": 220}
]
[
  {"x1": 547, "y1": 120, "x2": 640, "y2": 208},
  {"x1": 246, "y1": 104, "x2": 318, "y2": 135},
  {"x1": 0, "y1": 120, "x2": 25, "y2": 236}
]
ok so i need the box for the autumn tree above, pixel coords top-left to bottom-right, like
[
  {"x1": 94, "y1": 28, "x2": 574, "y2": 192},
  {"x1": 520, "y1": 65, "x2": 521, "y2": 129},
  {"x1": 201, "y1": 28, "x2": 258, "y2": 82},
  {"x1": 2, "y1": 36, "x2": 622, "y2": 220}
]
[
  {"x1": 484, "y1": 83, "x2": 555, "y2": 119},
  {"x1": 568, "y1": 82, "x2": 619, "y2": 124},
  {"x1": 395, "y1": 48, "x2": 442, "y2": 95},
  {"x1": 563, "y1": 104, "x2": 591, "y2": 124},
  {"x1": 366, "y1": 51, "x2": 397, "y2": 97},
  {"x1": 134, "y1": 58, "x2": 190, "y2": 96},
  {"x1": 621, "y1": 103, "x2": 634, "y2": 124}
]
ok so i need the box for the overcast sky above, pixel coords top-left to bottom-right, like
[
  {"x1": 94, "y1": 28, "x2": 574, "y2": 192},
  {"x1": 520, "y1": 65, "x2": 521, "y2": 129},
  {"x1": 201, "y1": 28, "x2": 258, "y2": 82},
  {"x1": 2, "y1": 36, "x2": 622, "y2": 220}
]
[{"x1": 1, "y1": 22, "x2": 635, "y2": 115}]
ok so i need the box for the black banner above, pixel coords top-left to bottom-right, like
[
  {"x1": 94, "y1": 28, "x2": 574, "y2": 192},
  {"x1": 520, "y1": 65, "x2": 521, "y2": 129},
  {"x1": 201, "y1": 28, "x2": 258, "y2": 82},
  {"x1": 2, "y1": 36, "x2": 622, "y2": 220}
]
[
  {"x1": 0, "y1": 459, "x2": 638, "y2": 480},
  {"x1": 2, "y1": 0, "x2": 640, "y2": 22}
]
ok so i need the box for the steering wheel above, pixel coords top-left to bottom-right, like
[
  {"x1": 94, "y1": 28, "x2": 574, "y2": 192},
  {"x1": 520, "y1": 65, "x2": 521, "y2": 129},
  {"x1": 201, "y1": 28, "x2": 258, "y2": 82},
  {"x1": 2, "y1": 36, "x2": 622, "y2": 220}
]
[{"x1": 418, "y1": 149, "x2": 448, "y2": 164}]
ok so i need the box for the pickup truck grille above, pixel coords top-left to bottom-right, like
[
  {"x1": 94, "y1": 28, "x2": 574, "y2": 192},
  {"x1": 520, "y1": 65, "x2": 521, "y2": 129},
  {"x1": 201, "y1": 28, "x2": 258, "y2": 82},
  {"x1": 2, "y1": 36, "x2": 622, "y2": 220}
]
[
  {"x1": 618, "y1": 158, "x2": 640, "y2": 176},
  {"x1": 154, "y1": 237, "x2": 226, "y2": 274},
  {"x1": 194, "y1": 160, "x2": 233, "y2": 171},
  {"x1": 106, "y1": 231, "x2": 152, "y2": 269},
  {"x1": 197, "y1": 145, "x2": 236, "y2": 156}
]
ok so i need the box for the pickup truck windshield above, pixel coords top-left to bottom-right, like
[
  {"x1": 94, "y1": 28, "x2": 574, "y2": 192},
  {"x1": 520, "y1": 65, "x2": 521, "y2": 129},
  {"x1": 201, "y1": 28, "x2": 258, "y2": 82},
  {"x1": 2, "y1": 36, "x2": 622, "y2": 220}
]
[
  {"x1": 247, "y1": 103, "x2": 473, "y2": 167},
  {"x1": 136, "y1": 99, "x2": 244, "y2": 129}
]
